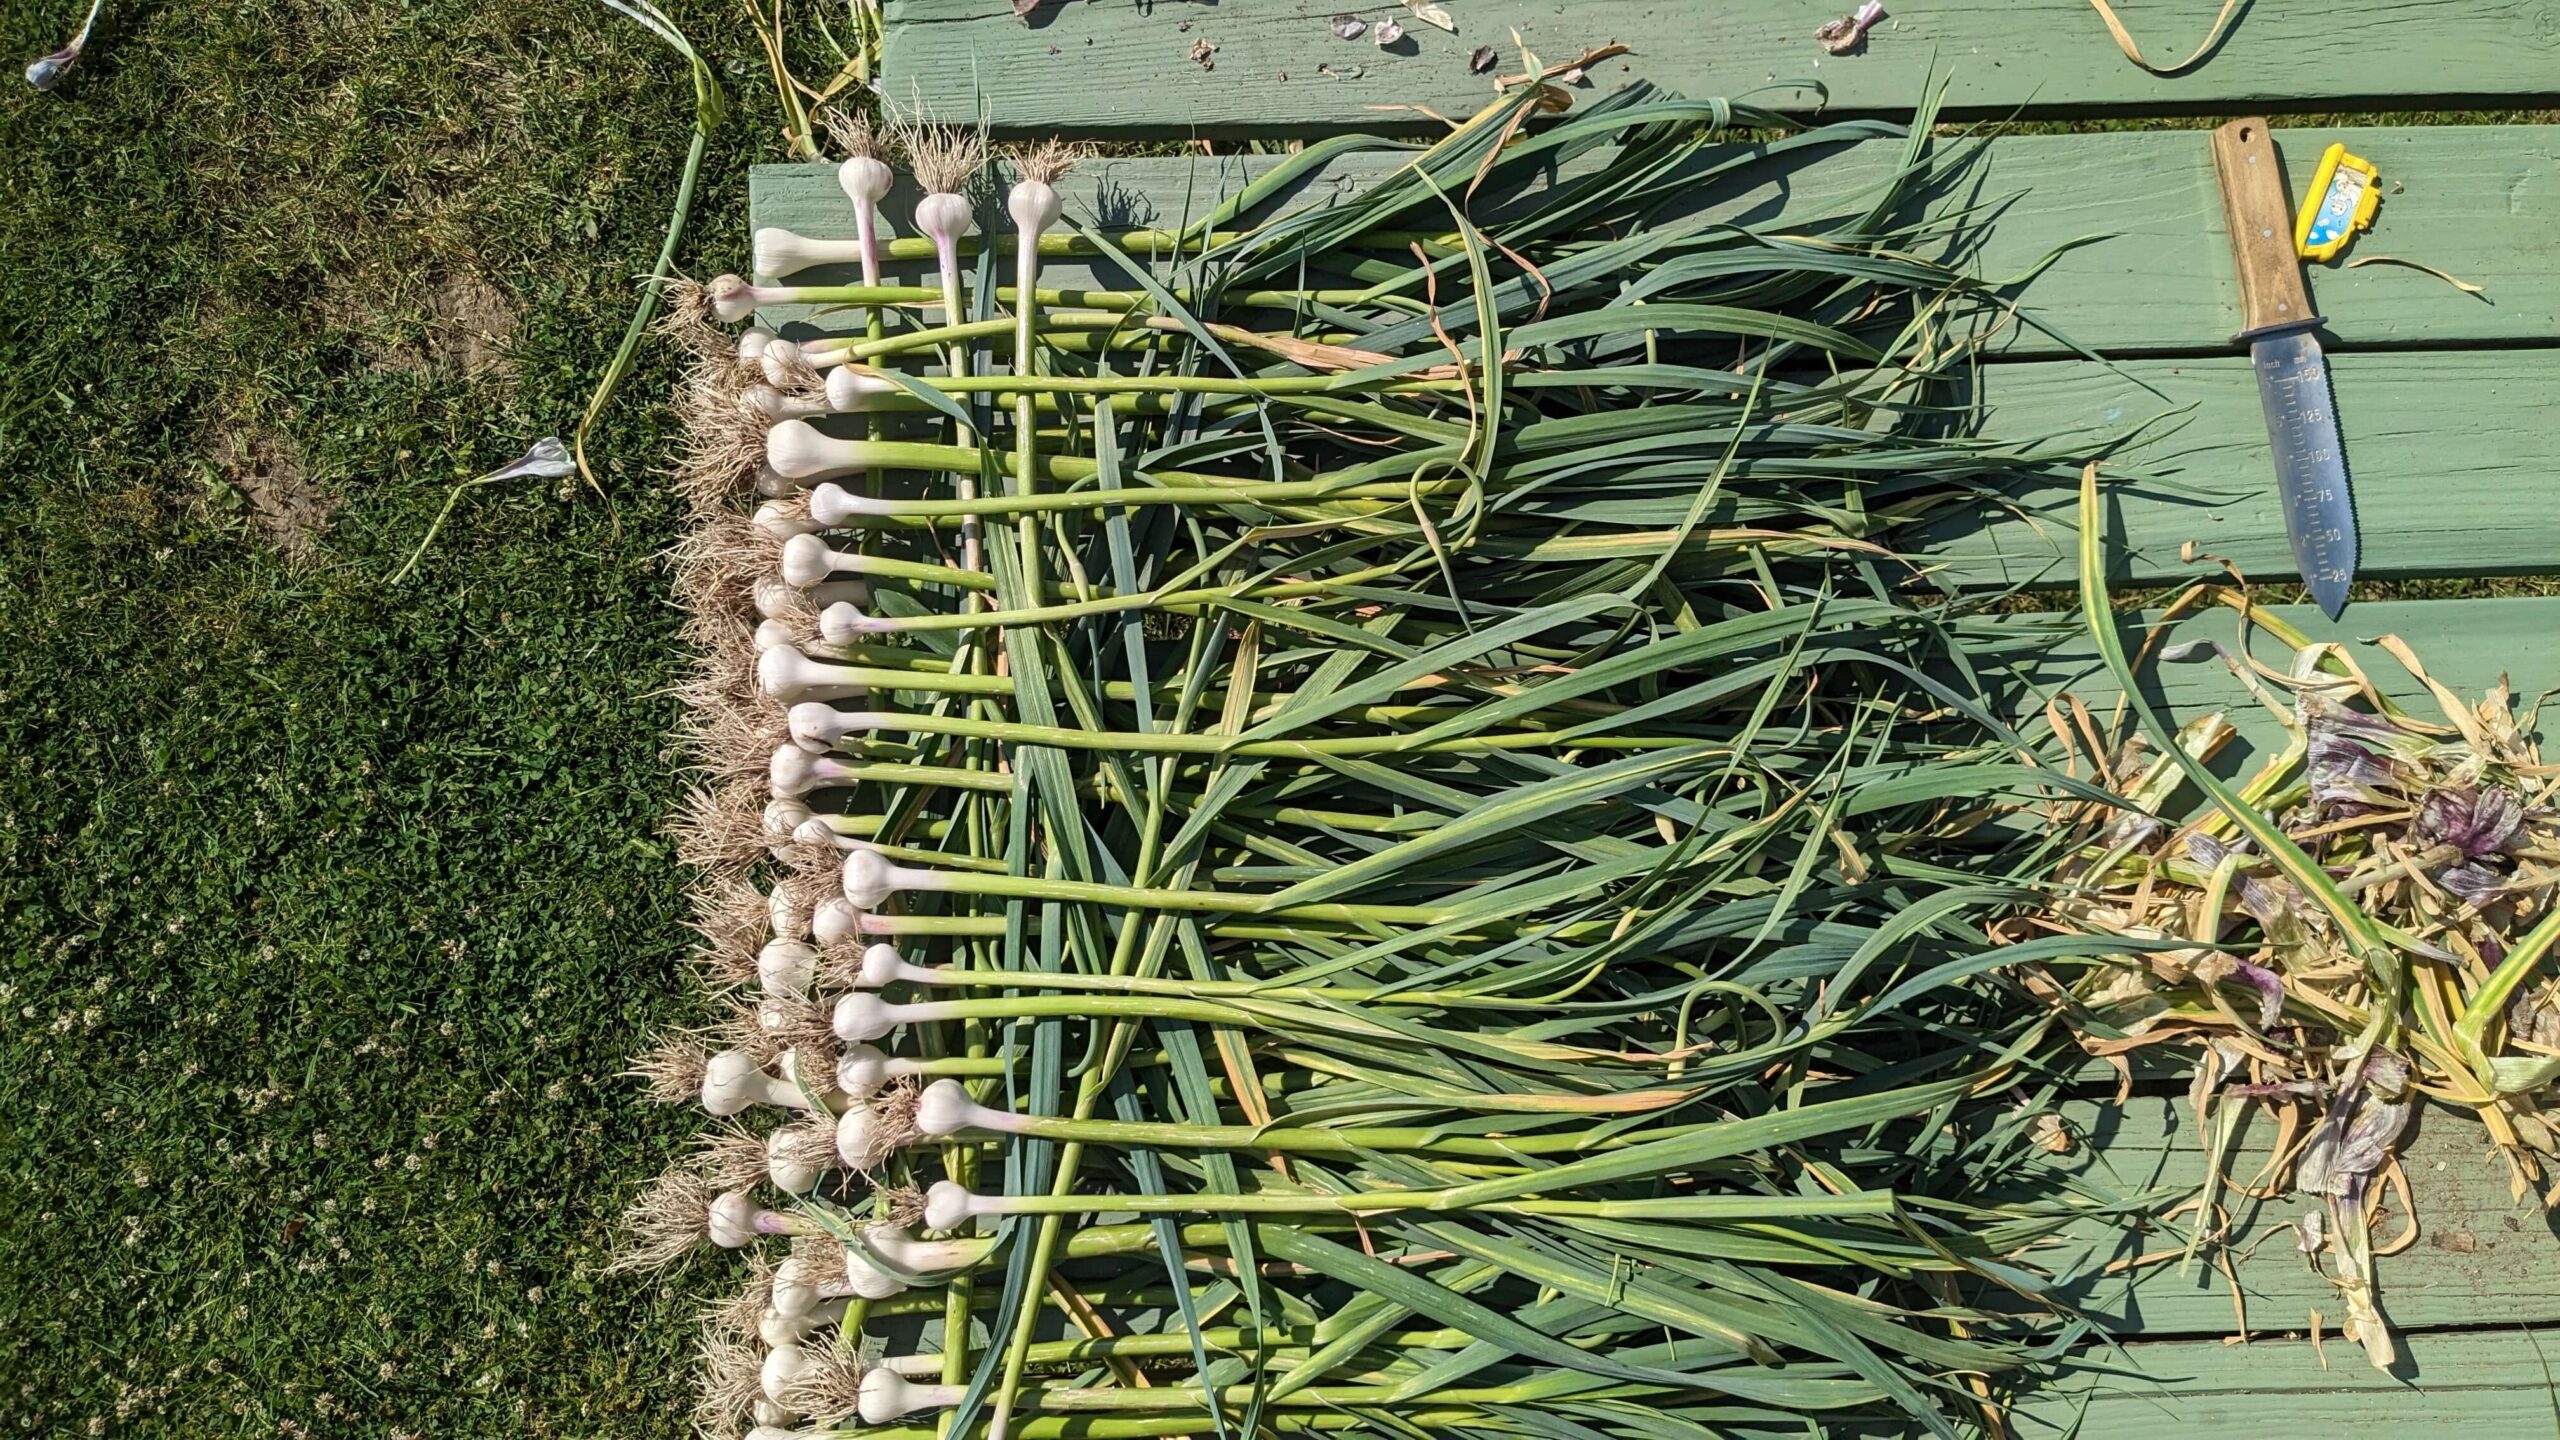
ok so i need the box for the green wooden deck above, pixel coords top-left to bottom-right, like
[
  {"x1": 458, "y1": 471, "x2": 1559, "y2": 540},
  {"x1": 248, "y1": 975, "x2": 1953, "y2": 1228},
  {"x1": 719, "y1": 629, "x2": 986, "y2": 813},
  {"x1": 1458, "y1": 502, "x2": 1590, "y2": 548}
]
[
  {"x1": 881, "y1": 1, "x2": 2560, "y2": 134},
  {"x1": 771, "y1": 7, "x2": 2560, "y2": 1424}
]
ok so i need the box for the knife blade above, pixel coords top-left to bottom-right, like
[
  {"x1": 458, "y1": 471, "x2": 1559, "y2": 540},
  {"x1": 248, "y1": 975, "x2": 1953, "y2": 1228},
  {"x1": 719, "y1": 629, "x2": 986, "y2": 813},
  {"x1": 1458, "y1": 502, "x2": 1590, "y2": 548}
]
[
  {"x1": 2211, "y1": 117, "x2": 2359, "y2": 619},
  {"x1": 2249, "y1": 328, "x2": 2356, "y2": 619}
]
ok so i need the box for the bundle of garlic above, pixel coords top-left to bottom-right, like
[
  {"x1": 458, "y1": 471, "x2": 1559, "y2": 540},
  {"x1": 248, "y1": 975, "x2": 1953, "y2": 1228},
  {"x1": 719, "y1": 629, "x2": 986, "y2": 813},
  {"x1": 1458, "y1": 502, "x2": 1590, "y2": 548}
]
[{"x1": 616, "y1": 86, "x2": 2134, "y2": 1440}]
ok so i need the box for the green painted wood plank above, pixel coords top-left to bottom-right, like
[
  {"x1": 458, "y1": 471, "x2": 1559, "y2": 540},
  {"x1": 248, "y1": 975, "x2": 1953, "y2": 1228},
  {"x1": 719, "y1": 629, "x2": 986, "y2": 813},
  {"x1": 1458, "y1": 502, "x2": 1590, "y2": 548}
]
[
  {"x1": 882, "y1": 1, "x2": 2560, "y2": 136},
  {"x1": 750, "y1": 123, "x2": 2560, "y2": 357},
  {"x1": 1931, "y1": 349, "x2": 2560, "y2": 587},
  {"x1": 2012, "y1": 1327, "x2": 2560, "y2": 1435},
  {"x1": 2011, "y1": 1096, "x2": 2560, "y2": 1339},
  {"x1": 1954, "y1": 126, "x2": 2560, "y2": 355}
]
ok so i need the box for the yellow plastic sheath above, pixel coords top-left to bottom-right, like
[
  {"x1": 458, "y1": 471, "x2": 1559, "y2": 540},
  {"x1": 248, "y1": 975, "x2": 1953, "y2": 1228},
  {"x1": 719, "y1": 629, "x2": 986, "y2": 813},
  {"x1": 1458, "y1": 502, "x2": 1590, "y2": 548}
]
[{"x1": 2296, "y1": 143, "x2": 2382, "y2": 262}]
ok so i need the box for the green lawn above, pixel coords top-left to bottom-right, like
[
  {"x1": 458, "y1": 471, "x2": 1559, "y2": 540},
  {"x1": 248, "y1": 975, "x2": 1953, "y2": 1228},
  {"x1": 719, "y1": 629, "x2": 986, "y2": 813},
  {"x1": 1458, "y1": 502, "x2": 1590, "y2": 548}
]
[{"x1": 0, "y1": 2, "x2": 753, "y2": 1432}]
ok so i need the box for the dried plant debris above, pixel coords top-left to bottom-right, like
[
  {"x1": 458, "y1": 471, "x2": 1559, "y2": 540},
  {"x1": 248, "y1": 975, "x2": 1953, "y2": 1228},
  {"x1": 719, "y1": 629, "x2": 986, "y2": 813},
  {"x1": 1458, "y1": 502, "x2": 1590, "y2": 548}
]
[
  {"x1": 1403, "y1": 0, "x2": 1456, "y2": 33},
  {"x1": 1816, "y1": 2, "x2": 1886, "y2": 55},
  {"x1": 2024, "y1": 602, "x2": 2560, "y2": 1370}
]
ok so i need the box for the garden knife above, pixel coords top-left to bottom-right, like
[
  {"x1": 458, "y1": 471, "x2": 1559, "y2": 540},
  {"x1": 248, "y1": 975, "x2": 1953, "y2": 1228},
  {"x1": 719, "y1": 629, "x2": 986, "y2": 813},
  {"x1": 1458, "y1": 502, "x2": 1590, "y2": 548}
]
[{"x1": 2210, "y1": 117, "x2": 2357, "y2": 619}]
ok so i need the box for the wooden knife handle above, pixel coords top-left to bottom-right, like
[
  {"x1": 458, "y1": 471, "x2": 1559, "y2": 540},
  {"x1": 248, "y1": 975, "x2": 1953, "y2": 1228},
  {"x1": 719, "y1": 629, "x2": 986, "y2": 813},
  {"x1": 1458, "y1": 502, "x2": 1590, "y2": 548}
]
[{"x1": 2210, "y1": 117, "x2": 2318, "y2": 336}]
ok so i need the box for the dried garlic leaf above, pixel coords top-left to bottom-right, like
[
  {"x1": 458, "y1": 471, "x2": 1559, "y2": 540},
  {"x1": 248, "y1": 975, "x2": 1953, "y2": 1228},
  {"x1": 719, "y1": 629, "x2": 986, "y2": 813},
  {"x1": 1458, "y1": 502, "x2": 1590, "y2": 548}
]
[{"x1": 1404, "y1": 0, "x2": 1456, "y2": 33}]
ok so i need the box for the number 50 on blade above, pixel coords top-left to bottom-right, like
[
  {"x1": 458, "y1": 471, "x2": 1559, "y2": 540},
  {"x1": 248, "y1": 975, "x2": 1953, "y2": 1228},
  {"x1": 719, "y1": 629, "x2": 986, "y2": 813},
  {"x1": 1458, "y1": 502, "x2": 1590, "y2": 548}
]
[{"x1": 2211, "y1": 117, "x2": 2358, "y2": 619}]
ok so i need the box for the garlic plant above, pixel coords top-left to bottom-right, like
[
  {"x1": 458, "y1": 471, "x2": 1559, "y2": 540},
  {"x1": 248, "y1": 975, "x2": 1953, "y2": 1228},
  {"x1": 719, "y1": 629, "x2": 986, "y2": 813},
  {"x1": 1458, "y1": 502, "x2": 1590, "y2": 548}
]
[
  {"x1": 620, "y1": 85, "x2": 2146, "y2": 1440},
  {"x1": 2032, "y1": 480, "x2": 2560, "y2": 1372}
]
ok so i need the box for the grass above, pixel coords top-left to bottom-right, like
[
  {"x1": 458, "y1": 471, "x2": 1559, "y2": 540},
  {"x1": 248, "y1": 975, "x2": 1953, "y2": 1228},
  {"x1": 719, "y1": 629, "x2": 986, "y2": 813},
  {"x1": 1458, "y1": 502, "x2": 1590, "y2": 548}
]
[{"x1": 0, "y1": 1, "x2": 764, "y2": 1433}]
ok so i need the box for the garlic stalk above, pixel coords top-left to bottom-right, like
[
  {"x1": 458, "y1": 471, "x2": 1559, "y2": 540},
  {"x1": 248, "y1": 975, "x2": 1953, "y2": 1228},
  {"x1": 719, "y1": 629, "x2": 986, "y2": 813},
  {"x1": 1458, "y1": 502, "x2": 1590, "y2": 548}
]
[
  {"x1": 897, "y1": 118, "x2": 987, "y2": 577},
  {"x1": 831, "y1": 109, "x2": 895, "y2": 302},
  {"x1": 751, "y1": 225, "x2": 873, "y2": 280},
  {"x1": 756, "y1": 646, "x2": 871, "y2": 704},
  {"x1": 858, "y1": 1370, "x2": 962, "y2": 1425},
  {"x1": 1000, "y1": 141, "x2": 1083, "y2": 602},
  {"x1": 835, "y1": 1041, "x2": 931, "y2": 1097}
]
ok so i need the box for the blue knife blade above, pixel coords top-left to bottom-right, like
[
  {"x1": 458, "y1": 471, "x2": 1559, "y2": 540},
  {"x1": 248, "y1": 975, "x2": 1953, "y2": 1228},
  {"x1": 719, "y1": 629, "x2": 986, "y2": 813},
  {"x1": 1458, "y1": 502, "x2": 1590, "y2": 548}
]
[{"x1": 2248, "y1": 328, "x2": 2357, "y2": 620}]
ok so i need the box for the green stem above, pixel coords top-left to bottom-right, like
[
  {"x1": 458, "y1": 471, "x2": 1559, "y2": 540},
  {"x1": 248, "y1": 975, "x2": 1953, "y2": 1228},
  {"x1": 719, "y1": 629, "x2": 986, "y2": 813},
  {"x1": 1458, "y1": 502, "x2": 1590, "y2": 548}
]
[{"x1": 843, "y1": 708, "x2": 1700, "y2": 759}]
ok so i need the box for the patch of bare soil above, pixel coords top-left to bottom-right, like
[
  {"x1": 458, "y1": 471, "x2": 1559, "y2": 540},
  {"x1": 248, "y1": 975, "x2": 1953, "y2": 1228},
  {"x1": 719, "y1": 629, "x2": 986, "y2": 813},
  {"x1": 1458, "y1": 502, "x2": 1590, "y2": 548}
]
[
  {"x1": 206, "y1": 419, "x2": 334, "y2": 564},
  {"x1": 424, "y1": 271, "x2": 517, "y2": 377},
  {"x1": 321, "y1": 268, "x2": 517, "y2": 379}
]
